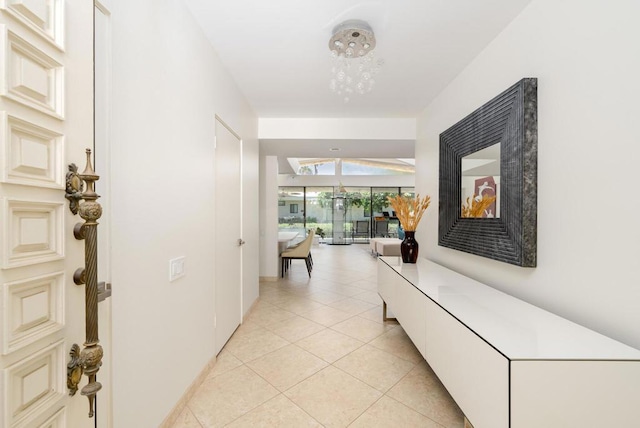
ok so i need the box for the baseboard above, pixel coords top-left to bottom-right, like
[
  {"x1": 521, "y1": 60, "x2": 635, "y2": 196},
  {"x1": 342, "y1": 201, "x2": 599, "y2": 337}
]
[
  {"x1": 159, "y1": 296, "x2": 265, "y2": 426},
  {"x1": 244, "y1": 297, "x2": 260, "y2": 318},
  {"x1": 259, "y1": 276, "x2": 278, "y2": 282},
  {"x1": 159, "y1": 354, "x2": 217, "y2": 427}
]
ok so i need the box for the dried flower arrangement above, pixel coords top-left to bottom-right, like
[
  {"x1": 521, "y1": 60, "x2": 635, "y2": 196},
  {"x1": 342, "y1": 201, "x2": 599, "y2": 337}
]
[
  {"x1": 461, "y1": 195, "x2": 497, "y2": 218},
  {"x1": 387, "y1": 194, "x2": 431, "y2": 231}
]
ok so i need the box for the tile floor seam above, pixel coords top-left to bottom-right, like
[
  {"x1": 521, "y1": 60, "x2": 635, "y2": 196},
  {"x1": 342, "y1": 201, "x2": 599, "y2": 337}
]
[
  {"x1": 223, "y1": 334, "x2": 293, "y2": 364},
  {"x1": 293, "y1": 329, "x2": 367, "y2": 364},
  {"x1": 269, "y1": 299, "x2": 328, "y2": 312},
  {"x1": 185, "y1": 403, "x2": 205, "y2": 428},
  {"x1": 297, "y1": 307, "x2": 357, "y2": 324},
  {"x1": 172, "y1": 245, "x2": 463, "y2": 428},
  {"x1": 283, "y1": 364, "x2": 383, "y2": 427},
  {"x1": 373, "y1": 395, "x2": 448, "y2": 428},
  {"x1": 345, "y1": 394, "x2": 384, "y2": 427},
  {"x1": 332, "y1": 346, "x2": 418, "y2": 394},
  {"x1": 383, "y1": 362, "x2": 419, "y2": 395},
  {"x1": 227, "y1": 363, "x2": 283, "y2": 421},
  {"x1": 245, "y1": 342, "x2": 329, "y2": 393},
  {"x1": 219, "y1": 392, "x2": 314, "y2": 427},
  {"x1": 257, "y1": 393, "x2": 326, "y2": 428}
]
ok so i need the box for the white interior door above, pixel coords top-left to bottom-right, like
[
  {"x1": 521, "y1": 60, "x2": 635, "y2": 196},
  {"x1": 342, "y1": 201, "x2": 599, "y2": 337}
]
[
  {"x1": 94, "y1": 2, "x2": 113, "y2": 427},
  {"x1": 0, "y1": 1, "x2": 96, "y2": 427},
  {"x1": 214, "y1": 117, "x2": 242, "y2": 354}
]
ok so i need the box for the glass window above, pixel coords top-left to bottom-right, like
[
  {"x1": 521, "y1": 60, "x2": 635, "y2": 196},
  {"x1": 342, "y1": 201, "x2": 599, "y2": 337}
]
[
  {"x1": 342, "y1": 159, "x2": 414, "y2": 175},
  {"x1": 304, "y1": 187, "x2": 334, "y2": 240},
  {"x1": 371, "y1": 187, "x2": 398, "y2": 217},
  {"x1": 344, "y1": 187, "x2": 372, "y2": 241},
  {"x1": 342, "y1": 187, "x2": 371, "y2": 220},
  {"x1": 278, "y1": 187, "x2": 304, "y2": 235},
  {"x1": 371, "y1": 187, "x2": 400, "y2": 237},
  {"x1": 401, "y1": 187, "x2": 415, "y2": 198},
  {"x1": 276, "y1": 186, "x2": 416, "y2": 242},
  {"x1": 297, "y1": 159, "x2": 336, "y2": 175}
]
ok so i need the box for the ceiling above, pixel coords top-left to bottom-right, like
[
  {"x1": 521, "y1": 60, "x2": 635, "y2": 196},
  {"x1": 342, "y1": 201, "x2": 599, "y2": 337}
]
[
  {"x1": 183, "y1": 0, "x2": 532, "y2": 119},
  {"x1": 184, "y1": 0, "x2": 531, "y2": 164}
]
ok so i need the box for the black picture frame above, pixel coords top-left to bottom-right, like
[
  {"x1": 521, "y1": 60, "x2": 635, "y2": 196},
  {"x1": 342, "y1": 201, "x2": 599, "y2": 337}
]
[{"x1": 438, "y1": 78, "x2": 537, "y2": 267}]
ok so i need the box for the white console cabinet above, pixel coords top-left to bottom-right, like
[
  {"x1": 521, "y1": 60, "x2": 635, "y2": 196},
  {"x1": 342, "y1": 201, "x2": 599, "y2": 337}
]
[{"x1": 377, "y1": 257, "x2": 640, "y2": 428}]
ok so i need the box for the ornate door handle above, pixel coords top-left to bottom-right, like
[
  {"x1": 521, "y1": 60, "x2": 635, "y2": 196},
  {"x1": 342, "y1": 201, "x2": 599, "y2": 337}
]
[{"x1": 64, "y1": 149, "x2": 103, "y2": 418}]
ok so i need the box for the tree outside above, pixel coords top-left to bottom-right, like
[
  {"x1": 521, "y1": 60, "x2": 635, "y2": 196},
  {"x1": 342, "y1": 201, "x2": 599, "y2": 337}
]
[{"x1": 278, "y1": 187, "x2": 412, "y2": 240}]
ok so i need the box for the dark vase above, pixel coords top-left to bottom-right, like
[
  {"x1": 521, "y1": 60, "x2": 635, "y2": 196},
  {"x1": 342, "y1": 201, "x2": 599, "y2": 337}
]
[{"x1": 401, "y1": 231, "x2": 419, "y2": 263}]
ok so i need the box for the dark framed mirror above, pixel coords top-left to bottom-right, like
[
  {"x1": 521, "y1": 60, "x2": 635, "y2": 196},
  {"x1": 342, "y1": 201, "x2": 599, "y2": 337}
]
[{"x1": 438, "y1": 78, "x2": 537, "y2": 267}]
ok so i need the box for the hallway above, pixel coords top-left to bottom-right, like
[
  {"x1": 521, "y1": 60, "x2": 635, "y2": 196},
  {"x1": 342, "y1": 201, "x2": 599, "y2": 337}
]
[{"x1": 172, "y1": 244, "x2": 463, "y2": 427}]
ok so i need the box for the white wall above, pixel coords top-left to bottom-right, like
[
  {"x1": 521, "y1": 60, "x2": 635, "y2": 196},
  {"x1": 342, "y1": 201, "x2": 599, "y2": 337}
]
[
  {"x1": 109, "y1": 0, "x2": 258, "y2": 426},
  {"x1": 416, "y1": 0, "x2": 640, "y2": 349},
  {"x1": 259, "y1": 118, "x2": 416, "y2": 140},
  {"x1": 259, "y1": 156, "x2": 279, "y2": 279}
]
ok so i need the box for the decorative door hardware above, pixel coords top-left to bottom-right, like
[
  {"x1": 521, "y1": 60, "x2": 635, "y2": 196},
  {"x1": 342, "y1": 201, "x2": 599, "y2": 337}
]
[{"x1": 65, "y1": 149, "x2": 103, "y2": 417}]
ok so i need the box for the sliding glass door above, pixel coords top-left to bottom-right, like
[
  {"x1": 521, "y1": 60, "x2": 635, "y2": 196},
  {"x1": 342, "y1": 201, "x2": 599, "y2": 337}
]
[
  {"x1": 278, "y1": 187, "x2": 305, "y2": 239},
  {"x1": 305, "y1": 187, "x2": 333, "y2": 241},
  {"x1": 277, "y1": 186, "x2": 414, "y2": 241}
]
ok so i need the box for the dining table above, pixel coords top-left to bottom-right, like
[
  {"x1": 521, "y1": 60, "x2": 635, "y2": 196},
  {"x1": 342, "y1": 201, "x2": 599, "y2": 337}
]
[{"x1": 278, "y1": 231, "x2": 299, "y2": 254}]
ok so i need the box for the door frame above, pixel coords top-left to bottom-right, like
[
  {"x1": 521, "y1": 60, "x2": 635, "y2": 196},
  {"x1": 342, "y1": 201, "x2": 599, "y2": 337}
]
[
  {"x1": 213, "y1": 115, "x2": 243, "y2": 354},
  {"x1": 94, "y1": 1, "x2": 113, "y2": 427}
]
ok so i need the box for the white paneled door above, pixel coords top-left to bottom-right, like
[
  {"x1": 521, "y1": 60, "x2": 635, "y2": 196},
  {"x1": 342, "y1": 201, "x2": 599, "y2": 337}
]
[
  {"x1": 214, "y1": 117, "x2": 242, "y2": 354},
  {"x1": 0, "y1": 1, "x2": 99, "y2": 427}
]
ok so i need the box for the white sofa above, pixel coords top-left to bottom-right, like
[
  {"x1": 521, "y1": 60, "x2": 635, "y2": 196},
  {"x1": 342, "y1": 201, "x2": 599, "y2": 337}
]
[{"x1": 369, "y1": 237, "x2": 402, "y2": 256}]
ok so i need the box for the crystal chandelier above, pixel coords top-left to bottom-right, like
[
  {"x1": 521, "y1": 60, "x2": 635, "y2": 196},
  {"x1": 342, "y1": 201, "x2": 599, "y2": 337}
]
[{"x1": 329, "y1": 20, "x2": 383, "y2": 103}]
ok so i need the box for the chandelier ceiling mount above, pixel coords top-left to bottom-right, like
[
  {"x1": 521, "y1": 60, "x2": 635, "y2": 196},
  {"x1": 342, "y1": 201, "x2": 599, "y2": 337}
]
[
  {"x1": 328, "y1": 20, "x2": 383, "y2": 103},
  {"x1": 328, "y1": 20, "x2": 376, "y2": 57}
]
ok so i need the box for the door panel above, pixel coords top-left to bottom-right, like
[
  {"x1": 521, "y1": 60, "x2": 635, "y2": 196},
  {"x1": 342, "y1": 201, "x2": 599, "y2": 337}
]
[
  {"x1": 94, "y1": 3, "x2": 112, "y2": 427},
  {"x1": 214, "y1": 117, "x2": 242, "y2": 354},
  {"x1": 0, "y1": 1, "x2": 95, "y2": 426}
]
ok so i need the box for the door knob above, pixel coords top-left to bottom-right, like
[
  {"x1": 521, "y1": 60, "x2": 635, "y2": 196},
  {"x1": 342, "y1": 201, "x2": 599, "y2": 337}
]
[{"x1": 238, "y1": 239, "x2": 246, "y2": 246}]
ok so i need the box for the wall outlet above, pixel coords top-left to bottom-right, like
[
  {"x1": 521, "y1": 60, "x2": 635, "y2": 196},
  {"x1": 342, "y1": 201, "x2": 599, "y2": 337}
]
[{"x1": 169, "y1": 256, "x2": 186, "y2": 282}]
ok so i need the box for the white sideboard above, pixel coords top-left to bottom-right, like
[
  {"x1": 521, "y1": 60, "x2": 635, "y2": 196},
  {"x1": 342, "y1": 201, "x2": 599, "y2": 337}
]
[{"x1": 377, "y1": 256, "x2": 640, "y2": 428}]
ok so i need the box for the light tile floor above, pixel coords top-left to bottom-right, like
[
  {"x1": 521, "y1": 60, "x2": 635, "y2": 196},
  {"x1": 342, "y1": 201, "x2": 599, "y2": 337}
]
[{"x1": 172, "y1": 244, "x2": 464, "y2": 428}]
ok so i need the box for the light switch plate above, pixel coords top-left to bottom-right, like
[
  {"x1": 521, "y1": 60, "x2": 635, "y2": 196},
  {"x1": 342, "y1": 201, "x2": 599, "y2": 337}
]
[{"x1": 169, "y1": 256, "x2": 186, "y2": 282}]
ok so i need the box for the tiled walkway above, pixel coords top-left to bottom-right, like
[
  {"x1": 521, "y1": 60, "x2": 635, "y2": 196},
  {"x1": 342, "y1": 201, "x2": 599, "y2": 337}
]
[{"x1": 172, "y1": 244, "x2": 464, "y2": 427}]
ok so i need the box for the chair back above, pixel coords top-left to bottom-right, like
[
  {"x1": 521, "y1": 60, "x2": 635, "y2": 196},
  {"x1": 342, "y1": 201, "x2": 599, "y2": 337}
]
[
  {"x1": 375, "y1": 219, "x2": 389, "y2": 236},
  {"x1": 282, "y1": 231, "x2": 313, "y2": 257},
  {"x1": 356, "y1": 221, "x2": 369, "y2": 233},
  {"x1": 303, "y1": 228, "x2": 315, "y2": 248}
]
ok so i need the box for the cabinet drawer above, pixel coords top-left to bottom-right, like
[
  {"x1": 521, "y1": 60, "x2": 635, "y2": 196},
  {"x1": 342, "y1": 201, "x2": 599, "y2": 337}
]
[
  {"x1": 424, "y1": 298, "x2": 509, "y2": 428},
  {"x1": 377, "y1": 260, "x2": 397, "y2": 307},
  {"x1": 394, "y1": 279, "x2": 427, "y2": 359},
  {"x1": 511, "y1": 360, "x2": 640, "y2": 428}
]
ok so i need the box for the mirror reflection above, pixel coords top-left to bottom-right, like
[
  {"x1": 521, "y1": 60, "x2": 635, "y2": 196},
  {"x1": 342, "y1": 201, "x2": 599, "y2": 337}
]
[{"x1": 461, "y1": 143, "x2": 500, "y2": 218}]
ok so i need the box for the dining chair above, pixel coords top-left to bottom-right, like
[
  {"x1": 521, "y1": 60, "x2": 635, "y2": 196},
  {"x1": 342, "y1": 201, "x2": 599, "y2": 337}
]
[{"x1": 281, "y1": 229, "x2": 315, "y2": 277}]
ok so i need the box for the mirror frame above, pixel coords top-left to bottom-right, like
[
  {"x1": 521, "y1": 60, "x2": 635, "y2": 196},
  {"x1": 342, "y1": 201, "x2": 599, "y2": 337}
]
[{"x1": 438, "y1": 78, "x2": 537, "y2": 267}]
